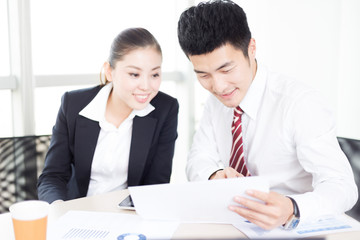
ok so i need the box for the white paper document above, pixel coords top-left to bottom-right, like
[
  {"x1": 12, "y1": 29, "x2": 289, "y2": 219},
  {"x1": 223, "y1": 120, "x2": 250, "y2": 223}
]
[
  {"x1": 48, "y1": 210, "x2": 179, "y2": 240},
  {"x1": 233, "y1": 214, "x2": 360, "y2": 239},
  {"x1": 129, "y1": 176, "x2": 269, "y2": 224}
]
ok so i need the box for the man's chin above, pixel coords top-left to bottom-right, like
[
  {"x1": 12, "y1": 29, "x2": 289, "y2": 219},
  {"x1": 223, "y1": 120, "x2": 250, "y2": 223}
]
[
  {"x1": 216, "y1": 98, "x2": 239, "y2": 108},
  {"x1": 214, "y1": 93, "x2": 241, "y2": 108}
]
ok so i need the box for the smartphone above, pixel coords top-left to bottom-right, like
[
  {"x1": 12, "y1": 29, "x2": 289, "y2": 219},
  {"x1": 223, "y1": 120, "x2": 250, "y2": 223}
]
[{"x1": 118, "y1": 195, "x2": 135, "y2": 210}]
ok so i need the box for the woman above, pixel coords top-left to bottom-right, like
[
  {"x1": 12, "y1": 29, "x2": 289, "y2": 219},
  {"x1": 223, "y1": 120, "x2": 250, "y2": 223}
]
[{"x1": 37, "y1": 28, "x2": 179, "y2": 203}]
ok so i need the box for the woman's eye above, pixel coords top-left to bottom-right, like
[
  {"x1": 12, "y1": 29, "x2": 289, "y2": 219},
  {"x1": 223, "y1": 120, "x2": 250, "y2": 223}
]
[
  {"x1": 129, "y1": 73, "x2": 139, "y2": 77},
  {"x1": 152, "y1": 73, "x2": 160, "y2": 78}
]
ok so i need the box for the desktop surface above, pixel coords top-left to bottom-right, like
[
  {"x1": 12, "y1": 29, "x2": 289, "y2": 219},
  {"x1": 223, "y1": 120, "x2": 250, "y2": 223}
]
[{"x1": 1, "y1": 189, "x2": 359, "y2": 239}]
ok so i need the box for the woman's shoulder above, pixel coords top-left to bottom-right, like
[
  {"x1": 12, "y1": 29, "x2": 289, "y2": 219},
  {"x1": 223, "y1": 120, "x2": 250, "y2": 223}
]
[
  {"x1": 152, "y1": 91, "x2": 177, "y2": 102},
  {"x1": 65, "y1": 85, "x2": 102, "y2": 99},
  {"x1": 148, "y1": 91, "x2": 179, "y2": 117},
  {"x1": 151, "y1": 91, "x2": 178, "y2": 107},
  {"x1": 60, "y1": 85, "x2": 102, "y2": 114}
]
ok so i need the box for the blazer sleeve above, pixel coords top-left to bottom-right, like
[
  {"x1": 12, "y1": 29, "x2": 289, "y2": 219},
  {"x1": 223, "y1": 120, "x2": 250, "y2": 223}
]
[
  {"x1": 142, "y1": 97, "x2": 179, "y2": 184},
  {"x1": 37, "y1": 92, "x2": 74, "y2": 203}
]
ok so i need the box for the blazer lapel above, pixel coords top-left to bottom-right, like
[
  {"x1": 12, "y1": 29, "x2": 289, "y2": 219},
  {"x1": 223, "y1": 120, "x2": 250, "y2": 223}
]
[
  {"x1": 128, "y1": 116, "x2": 157, "y2": 185},
  {"x1": 74, "y1": 116, "x2": 100, "y2": 196}
]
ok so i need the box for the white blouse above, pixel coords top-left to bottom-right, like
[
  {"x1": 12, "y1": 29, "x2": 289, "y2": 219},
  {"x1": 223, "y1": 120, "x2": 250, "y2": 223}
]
[{"x1": 79, "y1": 83, "x2": 155, "y2": 196}]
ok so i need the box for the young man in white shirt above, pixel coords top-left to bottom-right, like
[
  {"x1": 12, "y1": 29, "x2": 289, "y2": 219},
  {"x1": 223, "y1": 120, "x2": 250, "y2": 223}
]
[{"x1": 177, "y1": 0, "x2": 357, "y2": 230}]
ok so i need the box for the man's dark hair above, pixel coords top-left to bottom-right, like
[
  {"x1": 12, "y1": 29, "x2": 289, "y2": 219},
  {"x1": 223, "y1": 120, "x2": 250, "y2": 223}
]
[{"x1": 177, "y1": 0, "x2": 251, "y2": 58}]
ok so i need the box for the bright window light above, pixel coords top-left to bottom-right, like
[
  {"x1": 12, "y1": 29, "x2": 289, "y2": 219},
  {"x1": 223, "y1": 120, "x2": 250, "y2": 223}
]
[
  {"x1": 31, "y1": 0, "x2": 187, "y2": 75},
  {"x1": 0, "y1": 90, "x2": 13, "y2": 137},
  {"x1": 0, "y1": 0, "x2": 10, "y2": 76}
]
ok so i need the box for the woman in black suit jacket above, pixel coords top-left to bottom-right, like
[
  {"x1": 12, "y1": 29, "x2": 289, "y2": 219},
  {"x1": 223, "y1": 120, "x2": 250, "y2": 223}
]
[{"x1": 37, "y1": 28, "x2": 179, "y2": 203}]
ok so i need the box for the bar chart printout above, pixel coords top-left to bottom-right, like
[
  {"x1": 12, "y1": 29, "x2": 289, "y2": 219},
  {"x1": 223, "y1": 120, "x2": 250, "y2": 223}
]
[{"x1": 48, "y1": 210, "x2": 179, "y2": 240}]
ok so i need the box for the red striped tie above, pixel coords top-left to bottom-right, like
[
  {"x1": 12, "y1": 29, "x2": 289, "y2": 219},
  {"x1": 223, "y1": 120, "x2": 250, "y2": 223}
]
[{"x1": 229, "y1": 106, "x2": 250, "y2": 176}]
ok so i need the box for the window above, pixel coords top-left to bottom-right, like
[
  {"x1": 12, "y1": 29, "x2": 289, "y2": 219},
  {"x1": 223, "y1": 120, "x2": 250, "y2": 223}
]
[
  {"x1": 31, "y1": 0, "x2": 187, "y2": 75},
  {"x1": 0, "y1": 0, "x2": 10, "y2": 76},
  {"x1": 0, "y1": 90, "x2": 13, "y2": 137}
]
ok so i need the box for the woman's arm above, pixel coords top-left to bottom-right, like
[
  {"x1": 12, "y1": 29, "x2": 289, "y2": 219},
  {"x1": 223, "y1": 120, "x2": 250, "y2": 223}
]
[
  {"x1": 142, "y1": 97, "x2": 179, "y2": 184},
  {"x1": 37, "y1": 92, "x2": 73, "y2": 203}
]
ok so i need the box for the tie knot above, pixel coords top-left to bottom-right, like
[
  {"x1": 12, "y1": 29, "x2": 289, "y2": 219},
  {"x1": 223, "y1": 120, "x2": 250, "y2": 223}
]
[{"x1": 234, "y1": 106, "x2": 243, "y2": 117}]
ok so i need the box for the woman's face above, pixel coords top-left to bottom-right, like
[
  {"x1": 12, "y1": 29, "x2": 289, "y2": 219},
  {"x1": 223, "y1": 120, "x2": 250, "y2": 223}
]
[{"x1": 106, "y1": 47, "x2": 162, "y2": 111}]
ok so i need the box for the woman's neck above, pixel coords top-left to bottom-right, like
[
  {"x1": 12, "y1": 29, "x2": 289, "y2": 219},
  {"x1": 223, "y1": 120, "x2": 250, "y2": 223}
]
[{"x1": 105, "y1": 90, "x2": 132, "y2": 128}]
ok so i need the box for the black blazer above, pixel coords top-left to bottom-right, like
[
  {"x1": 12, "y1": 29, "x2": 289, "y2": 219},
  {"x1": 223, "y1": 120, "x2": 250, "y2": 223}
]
[{"x1": 37, "y1": 85, "x2": 179, "y2": 203}]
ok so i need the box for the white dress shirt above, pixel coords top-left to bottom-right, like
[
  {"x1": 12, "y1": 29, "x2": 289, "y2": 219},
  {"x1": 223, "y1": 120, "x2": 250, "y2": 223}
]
[
  {"x1": 187, "y1": 63, "x2": 358, "y2": 222},
  {"x1": 79, "y1": 83, "x2": 155, "y2": 196}
]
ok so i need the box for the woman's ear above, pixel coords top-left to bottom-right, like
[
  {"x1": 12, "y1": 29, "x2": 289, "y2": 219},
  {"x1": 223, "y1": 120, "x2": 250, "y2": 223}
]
[{"x1": 103, "y1": 62, "x2": 113, "y2": 82}]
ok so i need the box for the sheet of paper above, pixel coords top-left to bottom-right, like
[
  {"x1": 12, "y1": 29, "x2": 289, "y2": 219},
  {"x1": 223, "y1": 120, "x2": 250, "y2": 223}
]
[
  {"x1": 0, "y1": 213, "x2": 15, "y2": 240},
  {"x1": 233, "y1": 214, "x2": 360, "y2": 239},
  {"x1": 48, "y1": 210, "x2": 179, "y2": 240},
  {"x1": 129, "y1": 176, "x2": 269, "y2": 224}
]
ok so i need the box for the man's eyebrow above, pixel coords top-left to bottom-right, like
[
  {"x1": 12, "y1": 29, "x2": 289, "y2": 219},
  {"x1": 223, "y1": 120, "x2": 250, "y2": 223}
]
[
  {"x1": 215, "y1": 61, "x2": 234, "y2": 71},
  {"x1": 194, "y1": 69, "x2": 207, "y2": 74},
  {"x1": 193, "y1": 61, "x2": 234, "y2": 74}
]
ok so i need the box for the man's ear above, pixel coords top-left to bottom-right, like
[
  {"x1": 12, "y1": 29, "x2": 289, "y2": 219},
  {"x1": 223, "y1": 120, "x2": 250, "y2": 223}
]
[
  {"x1": 248, "y1": 38, "x2": 256, "y2": 57},
  {"x1": 103, "y1": 62, "x2": 113, "y2": 82}
]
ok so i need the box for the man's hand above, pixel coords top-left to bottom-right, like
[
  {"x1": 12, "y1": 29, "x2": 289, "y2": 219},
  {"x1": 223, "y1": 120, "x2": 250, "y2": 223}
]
[
  {"x1": 229, "y1": 190, "x2": 293, "y2": 230},
  {"x1": 51, "y1": 199, "x2": 64, "y2": 205},
  {"x1": 209, "y1": 167, "x2": 243, "y2": 179}
]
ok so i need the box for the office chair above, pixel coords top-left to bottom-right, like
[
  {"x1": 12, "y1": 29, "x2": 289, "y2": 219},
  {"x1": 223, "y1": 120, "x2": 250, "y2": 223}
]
[
  {"x1": 0, "y1": 135, "x2": 51, "y2": 213},
  {"x1": 338, "y1": 136, "x2": 360, "y2": 221}
]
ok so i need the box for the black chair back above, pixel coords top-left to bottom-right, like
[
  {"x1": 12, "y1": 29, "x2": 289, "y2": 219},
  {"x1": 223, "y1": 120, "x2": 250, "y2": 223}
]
[
  {"x1": 0, "y1": 135, "x2": 51, "y2": 213},
  {"x1": 338, "y1": 137, "x2": 360, "y2": 221}
]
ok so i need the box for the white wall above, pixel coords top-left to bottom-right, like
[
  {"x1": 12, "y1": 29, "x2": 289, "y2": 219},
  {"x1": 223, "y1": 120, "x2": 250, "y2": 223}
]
[{"x1": 337, "y1": 0, "x2": 360, "y2": 139}]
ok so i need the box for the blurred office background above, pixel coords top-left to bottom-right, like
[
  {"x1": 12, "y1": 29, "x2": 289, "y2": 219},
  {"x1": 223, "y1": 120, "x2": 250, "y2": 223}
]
[{"x1": 1, "y1": 0, "x2": 360, "y2": 184}]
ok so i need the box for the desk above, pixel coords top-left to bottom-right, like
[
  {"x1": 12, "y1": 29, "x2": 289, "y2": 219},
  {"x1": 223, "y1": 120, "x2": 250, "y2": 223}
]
[{"x1": 1, "y1": 189, "x2": 359, "y2": 239}]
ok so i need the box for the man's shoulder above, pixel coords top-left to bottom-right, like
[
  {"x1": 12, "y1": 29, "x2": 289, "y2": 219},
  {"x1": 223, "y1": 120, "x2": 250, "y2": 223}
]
[
  {"x1": 264, "y1": 69, "x2": 331, "y2": 117},
  {"x1": 266, "y1": 70, "x2": 315, "y2": 101}
]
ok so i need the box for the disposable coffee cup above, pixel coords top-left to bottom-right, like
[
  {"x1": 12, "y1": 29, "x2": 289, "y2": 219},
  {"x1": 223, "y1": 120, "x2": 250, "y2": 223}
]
[{"x1": 9, "y1": 200, "x2": 49, "y2": 240}]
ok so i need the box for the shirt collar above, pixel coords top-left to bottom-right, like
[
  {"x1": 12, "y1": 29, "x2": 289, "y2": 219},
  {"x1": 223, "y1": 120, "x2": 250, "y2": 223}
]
[
  {"x1": 239, "y1": 61, "x2": 267, "y2": 120},
  {"x1": 79, "y1": 82, "x2": 155, "y2": 122}
]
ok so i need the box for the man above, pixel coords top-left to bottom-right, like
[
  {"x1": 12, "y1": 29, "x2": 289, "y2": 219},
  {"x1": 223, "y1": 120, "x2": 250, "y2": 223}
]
[{"x1": 177, "y1": 0, "x2": 358, "y2": 230}]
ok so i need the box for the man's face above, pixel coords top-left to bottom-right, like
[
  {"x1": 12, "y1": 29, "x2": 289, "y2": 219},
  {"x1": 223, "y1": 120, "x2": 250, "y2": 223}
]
[{"x1": 189, "y1": 41, "x2": 257, "y2": 108}]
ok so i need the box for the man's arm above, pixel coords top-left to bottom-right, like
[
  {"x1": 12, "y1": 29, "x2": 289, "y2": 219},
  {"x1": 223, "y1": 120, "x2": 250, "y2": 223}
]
[
  {"x1": 290, "y1": 90, "x2": 358, "y2": 221},
  {"x1": 230, "y1": 90, "x2": 358, "y2": 230},
  {"x1": 186, "y1": 97, "x2": 226, "y2": 181}
]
